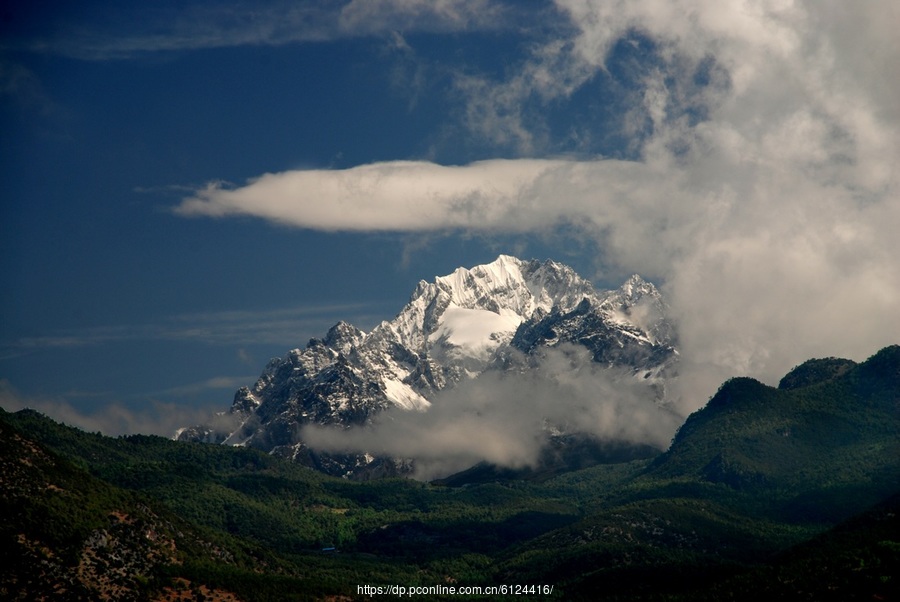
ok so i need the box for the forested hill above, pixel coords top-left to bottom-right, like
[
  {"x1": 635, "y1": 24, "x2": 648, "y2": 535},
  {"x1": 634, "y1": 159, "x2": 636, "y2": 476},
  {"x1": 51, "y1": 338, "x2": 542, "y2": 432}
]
[
  {"x1": 651, "y1": 344, "x2": 900, "y2": 516},
  {"x1": 2, "y1": 345, "x2": 898, "y2": 600}
]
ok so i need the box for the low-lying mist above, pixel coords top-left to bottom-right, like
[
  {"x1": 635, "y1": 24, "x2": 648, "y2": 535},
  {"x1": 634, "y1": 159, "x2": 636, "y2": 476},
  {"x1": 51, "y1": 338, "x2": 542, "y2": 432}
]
[{"x1": 301, "y1": 345, "x2": 683, "y2": 480}]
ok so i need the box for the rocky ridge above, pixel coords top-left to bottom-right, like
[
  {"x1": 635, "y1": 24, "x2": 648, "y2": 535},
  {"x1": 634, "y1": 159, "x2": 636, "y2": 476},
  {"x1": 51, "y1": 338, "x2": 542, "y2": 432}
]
[{"x1": 177, "y1": 256, "x2": 679, "y2": 477}]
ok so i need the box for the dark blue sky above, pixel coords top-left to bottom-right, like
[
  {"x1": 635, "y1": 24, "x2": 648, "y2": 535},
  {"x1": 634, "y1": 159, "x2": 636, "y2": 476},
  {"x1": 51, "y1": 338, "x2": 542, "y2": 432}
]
[{"x1": 2, "y1": 0, "x2": 897, "y2": 433}]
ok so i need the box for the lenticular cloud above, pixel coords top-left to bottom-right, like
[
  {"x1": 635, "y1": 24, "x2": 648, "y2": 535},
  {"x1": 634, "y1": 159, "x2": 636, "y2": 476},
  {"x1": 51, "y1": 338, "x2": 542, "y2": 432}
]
[{"x1": 176, "y1": 159, "x2": 572, "y2": 231}]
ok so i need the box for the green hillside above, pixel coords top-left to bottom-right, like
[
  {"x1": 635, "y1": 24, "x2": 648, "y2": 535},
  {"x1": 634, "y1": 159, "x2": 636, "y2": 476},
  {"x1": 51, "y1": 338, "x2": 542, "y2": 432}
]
[
  {"x1": 654, "y1": 345, "x2": 900, "y2": 519},
  {"x1": 496, "y1": 345, "x2": 900, "y2": 599},
  {"x1": 2, "y1": 345, "x2": 898, "y2": 600}
]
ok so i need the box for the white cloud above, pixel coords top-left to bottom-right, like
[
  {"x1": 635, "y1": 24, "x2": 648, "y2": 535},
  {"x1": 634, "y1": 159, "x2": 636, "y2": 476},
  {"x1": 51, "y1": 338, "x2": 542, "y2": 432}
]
[
  {"x1": 0, "y1": 380, "x2": 225, "y2": 437},
  {"x1": 175, "y1": 159, "x2": 626, "y2": 231},
  {"x1": 302, "y1": 346, "x2": 681, "y2": 480},
  {"x1": 176, "y1": 0, "x2": 899, "y2": 408}
]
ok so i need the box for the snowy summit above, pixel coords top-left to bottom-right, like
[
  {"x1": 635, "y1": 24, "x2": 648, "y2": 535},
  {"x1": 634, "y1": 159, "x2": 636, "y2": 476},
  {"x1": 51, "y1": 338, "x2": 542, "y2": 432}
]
[{"x1": 177, "y1": 256, "x2": 678, "y2": 472}]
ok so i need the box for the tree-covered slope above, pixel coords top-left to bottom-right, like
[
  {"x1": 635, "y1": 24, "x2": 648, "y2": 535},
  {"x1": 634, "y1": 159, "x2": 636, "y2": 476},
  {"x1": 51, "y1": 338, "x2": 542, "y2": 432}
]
[
  {"x1": 491, "y1": 345, "x2": 900, "y2": 599},
  {"x1": 0, "y1": 414, "x2": 280, "y2": 600},
  {"x1": 651, "y1": 345, "x2": 900, "y2": 518},
  {"x1": 2, "y1": 345, "x2": 898, "y2": 600}
]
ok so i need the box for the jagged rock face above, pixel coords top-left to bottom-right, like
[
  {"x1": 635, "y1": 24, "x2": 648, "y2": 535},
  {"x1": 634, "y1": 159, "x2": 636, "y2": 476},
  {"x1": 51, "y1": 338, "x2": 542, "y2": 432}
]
[
  {"x1": 373, "y1": 254, "x2": 602, "y2": 391},
  {"x1": 178, "y1": 256, "x2": 679, "y2": 476},
  {"x1": 510, "y1": 274, "x2": 678, "y2": 379}
]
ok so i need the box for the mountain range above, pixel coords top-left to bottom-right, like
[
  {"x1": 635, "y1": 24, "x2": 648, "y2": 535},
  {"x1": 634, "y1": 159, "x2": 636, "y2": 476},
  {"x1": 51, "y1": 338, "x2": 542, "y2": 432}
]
[
  {"x1": 2, "y1": 344, "x2": 898, "y2": 600},
  {"x1": 177, "y1": 255, "x2": 679, "y2": 478},
  {"x1": 5, "y1": 256, "x2": 895, "y2": 599}
]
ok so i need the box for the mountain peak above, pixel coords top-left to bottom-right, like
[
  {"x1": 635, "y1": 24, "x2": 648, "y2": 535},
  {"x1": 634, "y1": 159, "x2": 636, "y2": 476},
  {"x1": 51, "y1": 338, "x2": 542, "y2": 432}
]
[
  {"x1": 482, "y1": 253, "x2": 526, "y2": 274},
  {"x1": 324, "y1": 321, "x2": 365, "y2": 353},
  {"x1": 618, "y1": 273, "x2": 660, "y2": 299},
  {"x1": 778, "y1": 357, "x2": 856, "y2": 390},
  {"x1": 389, "y1": 256, "x2": 596, "y2": 353},
  {"x1": 178, "y1": 256, "x2": 678, "y2": 478},
  {"x1": 432, "y1": 255, "x2": 529, "y2": 308}
]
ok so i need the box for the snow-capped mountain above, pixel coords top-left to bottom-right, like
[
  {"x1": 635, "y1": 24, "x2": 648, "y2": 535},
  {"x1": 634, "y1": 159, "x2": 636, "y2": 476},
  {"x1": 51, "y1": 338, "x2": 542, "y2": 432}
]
[
  {"x1": 510, "y1": 274, "x2": 676, "y2": 376},
  {"x1": 177, "y1": 256, "x2": 678, "y2": 476}
]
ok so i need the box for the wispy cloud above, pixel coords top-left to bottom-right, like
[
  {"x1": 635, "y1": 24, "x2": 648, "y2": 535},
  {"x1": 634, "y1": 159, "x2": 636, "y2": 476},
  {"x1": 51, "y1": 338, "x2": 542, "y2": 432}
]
[
  {"x1": 1, "y1": 302, "x2": 386, "y2": 359},
  {"x1": 338, "y1": 0, "x2": 508, "y2": 36},
  {"x1": 0, "y1": 379, "x2": 224, "y2": 437},
  {"x1": 0, "y1": 59, "x2": 58, "y2": 115},
  {"x1": 303, "y1": 345, "x2": 682, "y2": 480},
  {"x1": 4, "y1": 0, "x2": 520, "y2": 61},
  {"x1": 174, "y1": 0, "x2": 900, "y2": 405},
  {"x1": 150, "y1": 376, "x2": 258, "y2": 398},
  {"x1": 5, "y1": 3, "x2": 337, "y2": 60}
]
